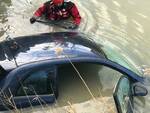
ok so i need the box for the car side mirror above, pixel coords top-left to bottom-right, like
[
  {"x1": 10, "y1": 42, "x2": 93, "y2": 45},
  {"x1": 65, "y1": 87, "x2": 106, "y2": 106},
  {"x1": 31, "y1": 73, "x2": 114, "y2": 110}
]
[{"x1": 133, "y1": 85, "x2": 148, "y2": 96}]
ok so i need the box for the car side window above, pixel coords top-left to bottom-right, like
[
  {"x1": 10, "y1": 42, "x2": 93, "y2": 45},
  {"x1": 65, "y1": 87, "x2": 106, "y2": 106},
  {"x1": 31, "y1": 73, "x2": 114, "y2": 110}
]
[
  {"x1": 113, "y1": 76, "x2": 132, "y2": 113},
  {"x1": 16, "y1": 69, "x2": 54, "y2": 96}
]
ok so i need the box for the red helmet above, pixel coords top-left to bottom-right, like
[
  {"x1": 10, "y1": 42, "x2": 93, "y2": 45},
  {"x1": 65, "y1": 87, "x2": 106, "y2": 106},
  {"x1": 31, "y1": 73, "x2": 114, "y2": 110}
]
[{"x1": 52, "y1": 0, "x2": 64, "y2": 5}]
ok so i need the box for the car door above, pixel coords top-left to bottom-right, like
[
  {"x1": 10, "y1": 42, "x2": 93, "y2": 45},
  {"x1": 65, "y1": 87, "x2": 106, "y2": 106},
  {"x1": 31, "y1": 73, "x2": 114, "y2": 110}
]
[
  {"x1": 113, "y1": 76, "x2": 133, "y2": 113},
  {"x1": 12, "y1": 66, "x2": 58, "y2": 108}
]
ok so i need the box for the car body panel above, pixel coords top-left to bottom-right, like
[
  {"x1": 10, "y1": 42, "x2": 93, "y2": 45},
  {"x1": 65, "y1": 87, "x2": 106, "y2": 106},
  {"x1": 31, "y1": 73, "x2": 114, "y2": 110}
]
[
  {"x1": 0, "y1": 32, "x2": 105, "y2": 70},
  {"x1": 1, "y1": 57, "x2": 144, "y2": 95},
  {"x1": 0, "y1": 32, "x2": 147, "y2": 111}
]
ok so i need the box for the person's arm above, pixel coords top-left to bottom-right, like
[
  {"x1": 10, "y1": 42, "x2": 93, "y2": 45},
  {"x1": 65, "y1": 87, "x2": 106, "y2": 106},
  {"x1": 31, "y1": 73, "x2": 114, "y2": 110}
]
[
  {"x1": 70, "y1": 3, "x2": 81, "y2": 26},
  {"x1": 30, "y1": 4, "x2": 46, "y2": 24},
  {"x1": 33, "y1": 4, "x2": 47, "y2": 18}
]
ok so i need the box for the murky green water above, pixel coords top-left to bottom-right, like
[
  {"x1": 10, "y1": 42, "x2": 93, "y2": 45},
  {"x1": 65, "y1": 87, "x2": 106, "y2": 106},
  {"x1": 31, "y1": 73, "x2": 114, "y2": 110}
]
[{"x1": 1, "y1": 0, "x2": 150, "y2": 112}]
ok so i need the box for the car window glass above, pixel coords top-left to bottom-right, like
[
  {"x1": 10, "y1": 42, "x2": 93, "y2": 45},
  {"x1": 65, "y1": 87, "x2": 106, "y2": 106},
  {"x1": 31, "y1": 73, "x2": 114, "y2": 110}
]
[
  {"x1": 114, "y1": 77, "x2": 132, "y2": 113},
  {"x1": 16, "y1": 69, "x2": 54, "y2": 96},
  {"x1": 101, "y1": 47, "x2": 142, "y2": 76}
]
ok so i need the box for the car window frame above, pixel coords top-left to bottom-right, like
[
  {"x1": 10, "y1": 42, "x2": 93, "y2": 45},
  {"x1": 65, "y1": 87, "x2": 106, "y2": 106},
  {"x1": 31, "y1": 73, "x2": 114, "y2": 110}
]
[
  {"x1": 9, "y1": 65, "x2": 58, "y2": 109},
  {"x1": 14, "y1": 65, "x2": 58, "y2": 97}
]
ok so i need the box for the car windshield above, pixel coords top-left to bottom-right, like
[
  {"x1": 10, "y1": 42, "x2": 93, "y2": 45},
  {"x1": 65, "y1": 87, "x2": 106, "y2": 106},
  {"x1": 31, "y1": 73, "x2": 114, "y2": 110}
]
[
  {"x1": 102, "y1": 47, "x2": 142, "y2": 76},
  {"x1": 86, "y1": 35, "x2": 142, "y2": 77}
]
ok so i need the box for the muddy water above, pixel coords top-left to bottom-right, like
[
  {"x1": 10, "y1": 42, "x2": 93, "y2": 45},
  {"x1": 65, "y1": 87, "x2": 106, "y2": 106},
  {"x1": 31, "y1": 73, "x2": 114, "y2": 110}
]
[{"x1": 1, "y1": 0, "x2": 150, "y2": 112}]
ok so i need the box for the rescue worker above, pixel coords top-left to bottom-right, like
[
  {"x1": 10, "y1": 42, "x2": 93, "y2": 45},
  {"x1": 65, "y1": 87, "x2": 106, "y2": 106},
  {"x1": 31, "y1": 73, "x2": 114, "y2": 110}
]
[{"x1": 30, "y1": 0, "x2": 81, "y2": 29}]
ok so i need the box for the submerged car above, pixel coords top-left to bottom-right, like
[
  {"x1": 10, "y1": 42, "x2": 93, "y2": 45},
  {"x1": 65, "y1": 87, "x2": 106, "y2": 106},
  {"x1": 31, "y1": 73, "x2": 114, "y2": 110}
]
[{"x1": 0, "y1": 32, "x2": 148, "y2": 112}]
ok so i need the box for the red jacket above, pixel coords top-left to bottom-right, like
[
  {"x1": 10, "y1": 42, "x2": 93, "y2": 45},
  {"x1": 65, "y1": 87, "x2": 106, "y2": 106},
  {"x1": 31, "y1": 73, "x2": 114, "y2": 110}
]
[{"x1": 34, "y1": 1, "x2": 81, "y2": 25}]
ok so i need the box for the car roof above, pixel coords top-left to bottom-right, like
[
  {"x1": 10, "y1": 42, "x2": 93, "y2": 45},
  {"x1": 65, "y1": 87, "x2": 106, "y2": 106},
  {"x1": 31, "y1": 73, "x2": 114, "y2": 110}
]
[{"x1": 0, "y1": 32, "x2": 106, "y2": 70}]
